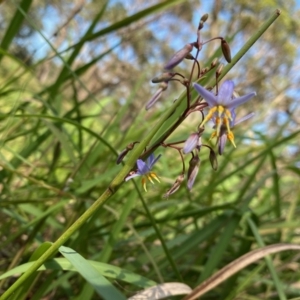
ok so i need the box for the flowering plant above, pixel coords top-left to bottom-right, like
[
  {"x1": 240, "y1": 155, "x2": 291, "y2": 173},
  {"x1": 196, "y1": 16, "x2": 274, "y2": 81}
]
[{"x1": 119, "y1": 13, "x2": 256, "y2": 195}]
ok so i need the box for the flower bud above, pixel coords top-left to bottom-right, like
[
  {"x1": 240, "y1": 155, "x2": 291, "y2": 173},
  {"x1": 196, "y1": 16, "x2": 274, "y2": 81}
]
[
  {"x1": 221, "y1": 39, "x2": 231, "y2": 63},
  {"x1": 209, "y1": 149, "x2": 218, "y2": 170},
  {"x1": 185, "y1": 53, "x2": 195, "y2": 60},
  {"x1": 183, "y1": 133, "x2": 199, "y2": 154},
  {"x1": 187, "y1": 155, "x2": 200, "y2": 190},
  {"x1": 117, "y1": 148, "x2": 128, "y2": 164},
  {"x1": 116, "y1": 142, "x2": 138, "y2": 164},
  {"x1": 211, "y1": 58, "x2": 219, "y2": 68},
  {"x1": 145, "y1": 82, "x2": 168, "y2": 110},
  {"x1": 151, "y1": 72, "x2": 175, "y2": 83},
  {"x1": 201, "y1": 13, "x2": 209, "y2": 22},
  {"x1": 164, "y1": 44, "x2": 193, "y2": 70},
  {"x1": 198, "y1": 15, "x2": 208, "y2": 36},
  {"x1": 163, "y1": 174, "x2": 184, "y2": 198},
  {"x1": 198, "y1": 21, "x2": 204, "y2": 30}
]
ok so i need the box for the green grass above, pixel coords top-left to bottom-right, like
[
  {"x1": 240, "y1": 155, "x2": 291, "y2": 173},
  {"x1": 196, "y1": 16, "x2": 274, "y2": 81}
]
[{"x1": 0, "y1": 1, "x2": 299, "y2": 299}]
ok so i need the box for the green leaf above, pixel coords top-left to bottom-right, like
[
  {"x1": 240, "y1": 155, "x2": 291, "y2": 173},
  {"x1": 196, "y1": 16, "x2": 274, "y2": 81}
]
[
  {"x1": 59, "y1": 246, "x2": 126, "y2": 300},
  {"x1": 0, "y1": 0, "x2": 33, "y2": 62},
  {"x1": 0, "y1": 257, "x2": 155, "y2": 289}
]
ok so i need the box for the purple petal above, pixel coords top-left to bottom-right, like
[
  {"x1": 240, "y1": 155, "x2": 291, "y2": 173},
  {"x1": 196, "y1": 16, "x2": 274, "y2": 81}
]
[
  {"x1": 164, "y1": 44, "x2": 193, "y2": 70},
  {"x1": 218, "y1": 132, "x2": 227, "y2": 155},
  {"x1": 125, "y1": 173, "x2": 141, "y2": 181},
  {"x1": 217, "y1": 80, "x2": 234, "y2": 105},
  {"x1": 147, "y1": 153, "x2": 155, "y2": 166},
  {"x1": 187, "y1": 166, "x2": 199, "y2": 190},
  {"x1": 137, "y1": 159, "x2": 150, "y2": 174},
  {"x1": 183, "y1": 133, "x2": 199, "y2": 154},
  {"x1": 148, "y1": 154, "x2": 161, "y2": 168},
  {"x1": 193, "y1": 83, "x2": 218, "y2": 107},
  {"x1": 227, "y1": 92, "x2": 256, "y2": 110},
  {"x1": 145, "y1": 88, "x2": 163, "y2": 110},
  {"x1": 234, "y1": 112, "x2": 255, "y2": 126},
  {"x1": 187, "y1": 156, "x2": 200, "y2": 190}
]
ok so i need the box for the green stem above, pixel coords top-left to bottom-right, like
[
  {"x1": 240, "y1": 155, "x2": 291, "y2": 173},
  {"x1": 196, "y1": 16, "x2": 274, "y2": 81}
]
[
  {"x1": 0, "y1": 9, "x2": 281, "y2": 300},
  {"x1": 134, "y1": 181, "x2": 183, "y2": 282}
]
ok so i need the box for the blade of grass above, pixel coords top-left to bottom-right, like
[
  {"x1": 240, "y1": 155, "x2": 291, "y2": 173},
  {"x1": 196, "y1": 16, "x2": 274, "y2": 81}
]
[
  {"x1": 0, "y1": 258, "x2": 156, "y2": 288},
  {"x1": 0, "y1": 0, "x2": 33, "y2": 62},
  {"x1": 59, "y1": 246, "x2": 126, "y2": 300},
  {"x1": 197, "y1": 213, "x2": 241, "y2": 283},
  {"x1": 246, "y1": 216, "x2": 287, "y2": 300}
]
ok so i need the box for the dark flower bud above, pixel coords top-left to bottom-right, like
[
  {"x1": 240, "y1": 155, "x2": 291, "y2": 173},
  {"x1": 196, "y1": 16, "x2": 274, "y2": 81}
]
[
  {"x1": 164, "y1": 44, "x2": 193, "y2": 70},
  {"x1": 145, "y1": 82, "x2": 168, "y2": 110},
  {"x1": 117, "y1": 148, "x2": 129, "y2": 164},
  {"x1": 201, "y1": 13, "x2": 209, "y2": 22},
  {"x1": 117, "y1": 142, "x2": 138, "y2": 164},
  {"x1": 185, "y1": 53, "x2": 195, "y2": 60},
  {"x1": 211, "y1": 58, "x2": 219, "y2": 68},
  {"x1": 209, "y1": 149, "x2": 218, "y2": 170},
  {"x1": 163, "y1": 174, "x2": 184, "y2": 198},
  {"x1": 151, "y1": 72, "x2": 175, "y2": 83},
  {"x1": 221, "y1": 39, "x2": 231, "y2": 63},
  {"x1": 187, "y1": 155, "x2": 200, "y2": 190},
  {"x1": 198, "y1": 21, "x2": 204, "y2": 30}
]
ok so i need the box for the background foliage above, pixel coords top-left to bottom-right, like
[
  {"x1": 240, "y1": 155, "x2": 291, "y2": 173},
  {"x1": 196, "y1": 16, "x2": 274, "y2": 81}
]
[{"x1": 0, "y1": 0, "x2": 300, "y2": 299}]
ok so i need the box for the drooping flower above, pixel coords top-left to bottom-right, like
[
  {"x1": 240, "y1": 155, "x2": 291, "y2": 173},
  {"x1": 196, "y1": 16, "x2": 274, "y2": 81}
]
[
  {"x1": 215, "y1": 112, "x2": 255, "y2": 155},
  {"x1": 125, "y1": 153, "x2": 161, "y2": 192},
  {"x1": 193, "y1": 80, "x2": 256, "y2": 149},
  {"x1": 187, "y1": 155, "x2": 200, "y2": 190}
]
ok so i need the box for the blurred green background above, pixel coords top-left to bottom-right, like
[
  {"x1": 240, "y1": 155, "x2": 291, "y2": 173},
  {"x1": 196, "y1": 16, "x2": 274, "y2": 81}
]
[{"x1": 0, "y1": 0, "x2": 300, "y2": 299}]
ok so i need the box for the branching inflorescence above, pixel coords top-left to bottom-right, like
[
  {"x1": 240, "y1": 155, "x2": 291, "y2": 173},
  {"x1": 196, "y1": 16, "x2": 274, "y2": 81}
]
[{"x1": 118, "y1": 13, "x2": 257, "y2": 196}]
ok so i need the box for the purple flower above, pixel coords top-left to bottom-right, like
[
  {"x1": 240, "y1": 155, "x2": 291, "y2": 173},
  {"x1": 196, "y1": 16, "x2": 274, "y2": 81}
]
[
  {"x1": 216, "y1": 112, "x2": 255, "y2": 155},
  {"x1": 125, "y1": 153, "x2": 161, "y2": 192},
  {"x1": 193, "y1": 80, "x2": 256, "y2": 149}
]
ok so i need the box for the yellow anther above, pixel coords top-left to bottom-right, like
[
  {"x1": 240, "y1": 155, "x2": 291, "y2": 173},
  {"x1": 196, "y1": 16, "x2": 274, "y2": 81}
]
[
  {"x1": 150, "y1": 172, "x2": 160, "y2": 183},
  {"x1": 215, "y1": 116, "x2": 221, "y2": 125},
  {"x1": 223, "y1": 117, "x2": 231, "y2": 133},
  {"x1": 227, "y1": 131, "x2": 236, "y2": 148},
  {"x1": 217, "y1": 106, "x2": 225, "y2": 116},
  {"x1": 215, "y1": 116, "x2": 222, "y2": 137},
  {"x1": 209, "y1": 131, "x2": 217, "y2": 140},
  {"x1": 224, "y1": 109, "x2": 233, "y2": 121},
  {"x1": 142, "y1": 178, "x2": 147, "y2": 192},
  {"x1": 200, "y1": 106, "x2": 217, "y2": 127},
  {"x1": 147, "y1": 174, "x2": 154, "y2": 184}
]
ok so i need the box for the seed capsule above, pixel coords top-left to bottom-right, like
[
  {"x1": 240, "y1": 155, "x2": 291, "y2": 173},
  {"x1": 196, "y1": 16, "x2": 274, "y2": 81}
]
[{"x1": 221, "y1": 39, "x2": 231, "y2": 63}]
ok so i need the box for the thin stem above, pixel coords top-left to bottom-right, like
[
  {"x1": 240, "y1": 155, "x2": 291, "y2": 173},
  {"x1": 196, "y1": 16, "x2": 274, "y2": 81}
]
[{"x1": 134, "y1": 180, "x2": 183, "y2": 282}]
